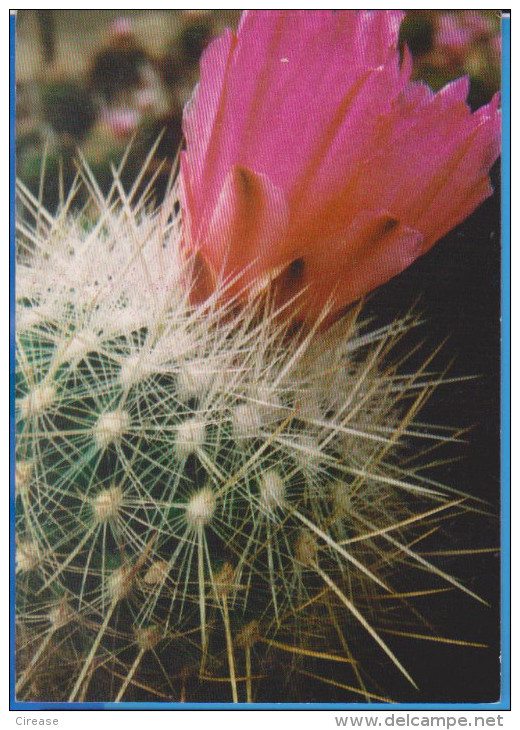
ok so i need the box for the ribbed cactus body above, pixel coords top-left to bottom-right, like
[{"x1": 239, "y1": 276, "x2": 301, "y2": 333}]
[{"x1": 15, "y1": 169, "x2": 489, "y2": 703}]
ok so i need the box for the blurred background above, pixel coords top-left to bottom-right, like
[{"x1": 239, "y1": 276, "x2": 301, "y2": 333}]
[
  {"x1": 15, "y1": 10, "x2": 504, "y2": 703},
  {"x1": 16, "y1": 10, "x2": 501, "y2": 214},
  {"x1": 16, "y1": 10, "x2": 241, "y2": 212}
]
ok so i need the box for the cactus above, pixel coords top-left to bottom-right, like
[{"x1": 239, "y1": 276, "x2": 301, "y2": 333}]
[{"x1": 15, "y1": 157, "x2": 493, "y2": 704}]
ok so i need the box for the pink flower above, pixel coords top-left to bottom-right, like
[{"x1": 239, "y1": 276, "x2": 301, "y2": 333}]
[
  {"x1": 108, "y1": 16, "x2": 134, "y2": 42},
  {"x1": 101, "y1": 107, "x2": 140, "y2": 139},
  {"x1": 180, "y1": 10, "x2": 501, "y2": 321},
  {"x1": 434, "y1": 13, "x2": 498, "y2": 68},
  {"x1": 436, "y1": 14, "x2": 474, "y2": 64},
  {"x1": 462, "y1": 12, "x2": 496, "y2": 40}
]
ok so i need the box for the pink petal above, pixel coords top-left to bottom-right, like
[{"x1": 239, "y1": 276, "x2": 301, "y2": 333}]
[
  {"x1": 201, "y1": 165, "x2": 289, "y2": 293},
  {"x1": 274, "y1": 211, "x2": 424, "y2": 321}
]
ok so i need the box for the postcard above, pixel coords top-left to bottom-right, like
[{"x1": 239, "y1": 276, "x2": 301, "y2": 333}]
[{"x1": 12, "y1": 9, "x2": 507, "y2": 709}]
